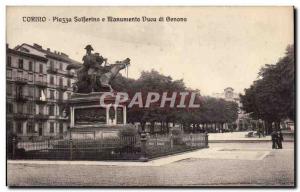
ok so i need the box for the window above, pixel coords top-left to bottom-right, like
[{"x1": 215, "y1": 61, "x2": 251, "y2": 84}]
[
  {"x1": 59, "y1": 91, "x2": 63, "y2": 100},
  {"x1": 39, "y1": 64, "x2": 43, "y2": 73},
  {"x1": 18, "y1": 59, "x2": 23, "y2": 69},
  {"x1": 17, "y1": 103, "x2": 23, "y2": 113},
  {"x1": 59, "y1": 63, "x2": 63, "y2": 70},
  {"x1": 38, "y1": 74, "x2": 43, "y2": 82},
  {"x1": 37, "y1": 88, "x2": 41, "y2": 98},
  {"x1": 50, "y1": 61, "x2": 54, "y2": 68},
  {"x1": 50, "y1": 76, "x2": 54, "y2": 84},
  {"x1": 59, "y1": 78, "x2": 63, "y2": 86},
  {"x1": 39, "y1": 105, "x2": 44, "y2": 114},
  {"x1": 67, "y1": 79, "x2": 71, "y2": 87},
  {"x1": 16, "y1": 85, "x2": 23, "y2": 98},
  {"x1": 28, "y1": 73, "x2": 33, "y2": 82},
  {"x1": 7, "y1": 56, "x2": 11, "y2": 67},
  {"x1": 28, "y1": 87, "x2": 33, "y2": 97},
  {"x1": 7, "y1": 84, "x2": 12, "y2": 96},
  {"x1": 50, "y1": 90, "x2": 55, "y2": 99},
  {"x1": 59, "y1": 123, "x2": 63, "y2": 133},
  {"x1": 17, "y1": 122, "x2": 23, "y2": 134},
  {"x1": 27, "y1": 122, "x2": 34, "y2": 133},
  {"x1": 38, "y1": 89, "x2": 46, "y2": 100},
  {"x1": 38, "y1": 122, "x2": 43, "y2": 136},
  {"x1": 28, "y1": 103, "x2": 34, "y2": 114},
  {"x1": 6, "y1": 103, "x2": 13, "y2": 113},
  {"x1": 28, "y1": 61, "x2": 33, "y2": 71},
  {"x1": 49, "y1": 105, "x2": 55, "y2": 116},
  {"x1": 50, "y1": 122, "x2": 54, "y2": 133},
  {"x1": 58, "y1": 106, "x2": 62, "y2": 116},
  {"x1": 18, "y1": 71, "x2": 23, "y2": 78},
  {"x1": 6, "y1": 69, "x2": 12, "y2": 79},
  {"x1": 6, "y1": 121, "x2": 13, "y2": 133}
]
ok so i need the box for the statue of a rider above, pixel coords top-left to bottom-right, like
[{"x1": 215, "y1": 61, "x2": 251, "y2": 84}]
[
  {"x1": 82, "y1": 45, "x2": 107, "y2": 92},
  {"x1": 68, "y1": 45, "x2": 130, "y2": 93}
]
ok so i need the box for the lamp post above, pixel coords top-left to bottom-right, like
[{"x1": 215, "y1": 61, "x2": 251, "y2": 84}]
[{"x1": 139, "y1": 130, "x2": 148, "y2": 162}]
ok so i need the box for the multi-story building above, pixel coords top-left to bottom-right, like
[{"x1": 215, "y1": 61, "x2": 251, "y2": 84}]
[
  {"x1": 6, "y1": 43, "x2": 80, "y2": 140},
  {"x1": 213, "y1": 87, "x2": 249, "y2": 130}
]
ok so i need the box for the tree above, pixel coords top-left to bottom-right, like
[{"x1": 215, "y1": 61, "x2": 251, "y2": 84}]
[
  {"x1": 240, "y1": 45, "x2": 294, "y2": 134},
  {"x1": 113, "y1": 69, "x2": 238, "y2": 134}
]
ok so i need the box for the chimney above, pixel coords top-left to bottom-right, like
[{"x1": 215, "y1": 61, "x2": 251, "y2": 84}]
[
  {"x1": 47, "y1": 48, "x2": 50, "y2": 52},
  {"x1": 33, "y1": 43, "x2": 42, "y2": 49}
]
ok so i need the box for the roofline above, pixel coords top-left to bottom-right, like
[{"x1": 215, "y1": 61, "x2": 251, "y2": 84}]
[
  {"x1": 16, "y1": 43, "x2": 81, "y2": 65},
  {"x1": 7, "y1": 48, "x2": 48, "y2": 62}
]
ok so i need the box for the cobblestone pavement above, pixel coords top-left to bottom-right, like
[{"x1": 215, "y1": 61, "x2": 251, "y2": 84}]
[{"x1": 7, "y1": 142, "x2": 294, "y2": 187}]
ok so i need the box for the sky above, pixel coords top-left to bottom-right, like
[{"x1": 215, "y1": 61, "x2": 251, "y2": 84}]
[{"x1": 6, "y1": 6, "x2": 294, "y2": 95}]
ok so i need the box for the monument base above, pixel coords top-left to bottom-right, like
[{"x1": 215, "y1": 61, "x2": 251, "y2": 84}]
[{"x1": 67, "y1": 92, "x2": 128, "y2": 139}]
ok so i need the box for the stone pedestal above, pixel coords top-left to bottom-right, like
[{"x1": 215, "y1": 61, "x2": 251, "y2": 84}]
[{"x1": 67, "y1": 92, "x2": 127, "y2": 139}]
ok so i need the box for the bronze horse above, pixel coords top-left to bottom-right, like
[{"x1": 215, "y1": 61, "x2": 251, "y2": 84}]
[{"x1": 67, "y1": 58, "x2": 130, "y2": 93}]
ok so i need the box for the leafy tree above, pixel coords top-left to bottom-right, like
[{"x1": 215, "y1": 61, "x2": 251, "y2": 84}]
[
  {"x1": 240, "y1": 45, "x2": 294, "y2": 134},
  {"x1": 113, "y1": 69, "x2": 238, "y2": 134}
]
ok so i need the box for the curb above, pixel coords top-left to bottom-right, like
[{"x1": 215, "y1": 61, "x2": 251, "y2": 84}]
[{"x1": 209, "y1": 140, "x2": 294, "y2": 143}]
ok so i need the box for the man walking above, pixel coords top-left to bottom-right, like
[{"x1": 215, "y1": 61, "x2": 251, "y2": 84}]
[
  {"x1": 271, "y1": 130, "x2": 278, "y2": 149},
  {"x1": 277, "y1": 130, "x2": 284, "y2": 149}
]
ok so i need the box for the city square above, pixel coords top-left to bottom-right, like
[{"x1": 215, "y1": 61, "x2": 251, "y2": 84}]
[{"x1": 6, "y1": 6, "x2": 295, "y2": 187}]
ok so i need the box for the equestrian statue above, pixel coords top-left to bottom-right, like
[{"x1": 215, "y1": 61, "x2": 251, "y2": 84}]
[{"x1": 66, "y1": 45, "x2": 130, "y2": 93}]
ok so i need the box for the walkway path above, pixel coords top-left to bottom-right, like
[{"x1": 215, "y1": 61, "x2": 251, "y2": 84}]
[
  {"x1": 7, "y1": 142, "x2": 294, "y2": 186},
  {"x1": 208, "y1": 131, "x2": 271, "y2": 142}
]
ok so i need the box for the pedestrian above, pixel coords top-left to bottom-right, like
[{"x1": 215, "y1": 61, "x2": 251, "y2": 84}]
[
  {"x1": 271, "y1": 130, "x2": 278, "y2": 149},
  {"x1": 277, "y1": 130, "x2": 284, "y2": 149}
]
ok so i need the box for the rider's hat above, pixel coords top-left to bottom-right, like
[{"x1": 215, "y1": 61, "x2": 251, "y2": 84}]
[{"x1": 85, "y1": 45, "x2": 94, "y2": 51}]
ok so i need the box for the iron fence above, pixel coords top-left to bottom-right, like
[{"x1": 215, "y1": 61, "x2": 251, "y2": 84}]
[
  {"x1": 146, "y1": 133, "x2": 208, "y2": 158},
  {"x1": 8, "y1": 133, "x2": 208, "y2": 161}
]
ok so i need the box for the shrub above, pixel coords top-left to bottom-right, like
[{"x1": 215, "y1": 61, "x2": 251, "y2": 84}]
[
  {"x1": 118, "y1": 125, "x2": 138, "y2": 137},
  {"x1": 118, "y1": 125, "x2": 139, "y2": 152}
]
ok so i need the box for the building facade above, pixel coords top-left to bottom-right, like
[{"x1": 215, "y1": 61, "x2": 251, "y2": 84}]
[
  {"x1": 213, "y1": 87, "x2": 249, "y2": 130},
  {"x1": 6, "y1": 43, "x2": 79, "y2": 141}
]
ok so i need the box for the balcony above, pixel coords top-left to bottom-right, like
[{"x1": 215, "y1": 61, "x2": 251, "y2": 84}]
[
  {"x1": 47, "y1": 97, "x2": 56, "y2": 103},
  {"x1": 57, "y1": 115, "x2": 69, "y2": 121},
  {"x1": 47, "y1": 67, "x2": 58, "y2": 74},
  {"x1": 15, "y1": 95, "x2": 29, "y2": 103},
  {"x1": 34, "y1": 113, "x2": 49, "y2": 121},
  {"x1": 35, "y1": 81, "x2": 47, "y2": 88},
  {"x1": 13, "y1": 113, "x2": 30, "y2": 120},
  {"x1": 15, "y1": 77, "x2": 28, "y2": 85},
  {"x1": 34, "y1": 97, "x2": 47, "y2": 104},
  {"x1": 66, "y1": 71, "x2": 75, "y2": 78},
  {"x1": 57, "y1": 84, "x2": 68, "y2": 91}
]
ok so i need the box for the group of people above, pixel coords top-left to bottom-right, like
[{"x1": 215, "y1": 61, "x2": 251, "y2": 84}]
[{"x1": 271, "y1": 130, "x2": 284, "y2": 149}]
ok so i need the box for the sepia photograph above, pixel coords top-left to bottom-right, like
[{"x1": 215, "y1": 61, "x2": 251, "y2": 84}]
[{"x1": 6, "y1": 6, "x2": 295, "y2": 187}]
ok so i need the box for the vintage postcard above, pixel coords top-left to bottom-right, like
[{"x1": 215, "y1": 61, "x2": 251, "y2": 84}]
[{"x1": 6, "y1": 6, "x2": 295, "y2": 187}]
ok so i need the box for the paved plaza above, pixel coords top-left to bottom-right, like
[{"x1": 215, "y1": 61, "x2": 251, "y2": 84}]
[
  {"x1": 208, "y1": 132, "x2": 271, "y2": 142},
  {"x1": 7, "y1": 142, "x2": 294, "y2": 186}
]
